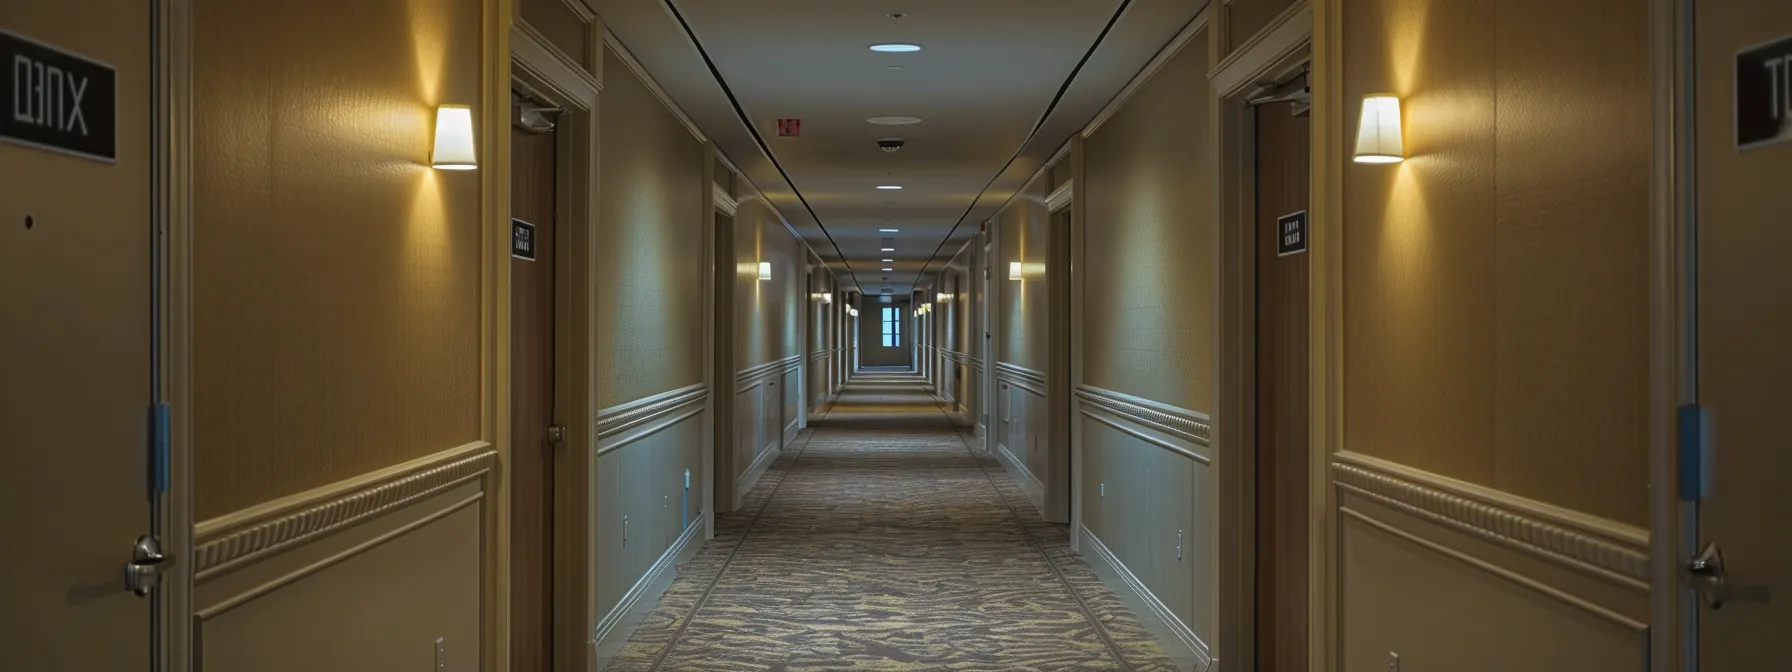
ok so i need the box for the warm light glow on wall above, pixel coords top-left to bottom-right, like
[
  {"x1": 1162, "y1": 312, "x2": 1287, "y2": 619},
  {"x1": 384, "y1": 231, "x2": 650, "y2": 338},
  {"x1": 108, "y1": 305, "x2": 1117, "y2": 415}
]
[
  {"x1": 1353, "y1": 94, "x2": 1405, "y2": 164},
  {"x1": 758, "y1": 261, "x2": 771, "y2": 281},
  {"x1": 431, "y1": 104, "x2": 477, "y2": 169}
]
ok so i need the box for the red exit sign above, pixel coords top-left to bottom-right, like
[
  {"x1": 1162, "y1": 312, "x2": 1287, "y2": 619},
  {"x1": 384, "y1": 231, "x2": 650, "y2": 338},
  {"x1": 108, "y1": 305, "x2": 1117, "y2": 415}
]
[{"x1": 776, "y1": 118, "x2": 800, "y2": 137}]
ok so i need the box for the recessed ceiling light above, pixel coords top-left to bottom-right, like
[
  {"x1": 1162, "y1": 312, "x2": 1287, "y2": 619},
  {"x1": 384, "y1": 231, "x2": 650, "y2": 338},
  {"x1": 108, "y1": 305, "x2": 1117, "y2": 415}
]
[
  {"x1": 886, "y1": 65, "x2": 905, "y2": 71},
  {"x1": 869, "y1": 43, "x2": 922, "y2": 53},
  {"x1": 883, "y1": 268, "x2": 894, "y2": 271},
  {"x1": 879, "y1": 228, "x2": 899, "y2": 232},
  {"x1": 881, "y1": 248, "x2": 895, "y2": 252},
  {"x1": 868, "y1": 116, "x2": 923, "y2": 126},
  {"x1": 881, "y1": 258, "x2": 894, "y2": 262},
  {"x1": 876, "y1": 185, "x2": 902, "y2": 190}
]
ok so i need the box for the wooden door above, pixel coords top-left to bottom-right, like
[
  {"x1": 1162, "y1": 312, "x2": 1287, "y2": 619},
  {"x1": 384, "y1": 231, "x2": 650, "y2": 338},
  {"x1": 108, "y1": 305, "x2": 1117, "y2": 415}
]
[
  {"x1": 509, "y1": 94, "x2": 557, "y2": 672},
  {"x1": 0, "y1": 3, "x2": 159, "y2": 669},
  {"x1": 1252, "y1": 86, "x2": 1311, "y2": 671},
  {"x1": 1689, "y1": 1, "x2": 1792, "y2": 667}
]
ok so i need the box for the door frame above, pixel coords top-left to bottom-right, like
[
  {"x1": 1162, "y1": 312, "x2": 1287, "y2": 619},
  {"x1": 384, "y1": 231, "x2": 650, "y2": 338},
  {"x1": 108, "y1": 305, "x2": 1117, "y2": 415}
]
[
  {"x1": 158, "y1": 0, "x2": 197, "y2": 668},
  {"x1": 1647, "y1": 0, "x2": 1695, "y2": 668},
  {"x1": 1211, "y1": 5, "x2": 1321, "y2": 671},
  {"x1": 511, "y1": 12, "x2": 602, "y2": 671}
]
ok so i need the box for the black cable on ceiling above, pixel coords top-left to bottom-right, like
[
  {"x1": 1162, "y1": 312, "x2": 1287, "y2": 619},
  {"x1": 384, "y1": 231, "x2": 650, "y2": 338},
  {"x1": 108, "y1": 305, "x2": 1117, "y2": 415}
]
[
  {"x1": 912, "y1": 0, "x2": 1135, "y2": 289},
  {"x1": 658, "y1": 0, "x2": 864, "y2": 293}
]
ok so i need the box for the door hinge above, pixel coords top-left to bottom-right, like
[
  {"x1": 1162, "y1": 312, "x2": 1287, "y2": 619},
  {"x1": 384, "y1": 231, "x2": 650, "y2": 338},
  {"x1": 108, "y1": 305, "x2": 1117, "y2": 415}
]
[
  {"x1": 547, "y1": 425, "x2": 567, "y2": 446},
  {"x1": 1677, "y1": 403, "x2": 1706, "y2": 501},
  {"x1": 149, "y1": 403, "x2": 170, "y2": 495}
]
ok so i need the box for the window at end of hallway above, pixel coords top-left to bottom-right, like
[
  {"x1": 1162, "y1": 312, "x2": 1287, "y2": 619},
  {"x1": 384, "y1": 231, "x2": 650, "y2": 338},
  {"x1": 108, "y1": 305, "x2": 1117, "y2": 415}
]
[{"x1": 881, "y1": 306, "x2": 902, "y2": 347}]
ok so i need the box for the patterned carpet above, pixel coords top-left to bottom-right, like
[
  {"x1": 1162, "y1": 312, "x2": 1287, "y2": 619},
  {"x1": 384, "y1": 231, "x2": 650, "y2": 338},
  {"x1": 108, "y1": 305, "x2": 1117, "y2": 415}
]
[{"x1": 607, "y1": 372, "x2": 1178, "y2": 671}]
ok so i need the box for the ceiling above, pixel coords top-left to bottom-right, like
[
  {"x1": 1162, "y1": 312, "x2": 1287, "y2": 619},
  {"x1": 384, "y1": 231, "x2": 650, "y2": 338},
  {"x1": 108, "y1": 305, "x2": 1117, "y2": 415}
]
[{"x1": 597, "y1": 0, "x2": 1207, "y2": 295}]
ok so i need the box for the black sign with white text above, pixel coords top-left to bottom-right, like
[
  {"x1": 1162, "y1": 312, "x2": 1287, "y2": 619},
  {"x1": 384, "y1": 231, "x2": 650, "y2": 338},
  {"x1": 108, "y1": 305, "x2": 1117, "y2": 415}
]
[
  {"x1": 1737, "y1": 34, "x2": 1792, "y2": 150},
  {"x1": 1276, "y1": 210, "x2": 1308, "y2": 257},
  {"x1": 2, "y1": 29, "x2": 116, "y2": 162},
  {"x1": 511, "y1": 219, "x2": 537, "y2": 261}
]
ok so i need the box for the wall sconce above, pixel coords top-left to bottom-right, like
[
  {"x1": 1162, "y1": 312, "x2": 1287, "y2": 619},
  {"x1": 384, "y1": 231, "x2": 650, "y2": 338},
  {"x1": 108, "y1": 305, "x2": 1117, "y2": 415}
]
[
  {"x1": 1008, "y1": 262, "x2": 1045, "y2": 280},
  {"x1": 821, "y1": 292, "x2": 833, "y2": 304},
  {"x1": 431, "y1": 104, "x2": 477, "y2": 170},
  {"x1": 1353, "y1": 94, "x2": 1405, "y2": 164},
  {"x1": 758, "y1": 261, "x2": 771, "y2": 281},
  {"x1": 1009, "y1": 261, "x2": 1022, "y2": 280}
]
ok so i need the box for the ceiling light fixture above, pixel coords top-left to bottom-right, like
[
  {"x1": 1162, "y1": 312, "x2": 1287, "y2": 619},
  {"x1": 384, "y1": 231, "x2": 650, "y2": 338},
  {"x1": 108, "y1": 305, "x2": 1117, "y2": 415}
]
[
  {"x1": 879, "y1": 228, "x2": 899, "y2": 233},
  {"x1": 881, "y1": 248, "x2": 895, "y2": 252},
  {"x1": 876, "y1": 185, "x2": 902, "y2": 190},
  {"x1": 868, "y1": 116, "x2": 922, "y2": 126},
  {"x1": 868, "y1": 43, "x2": 922, "y2": 53},
  {"x1": 883, "y1": 268, "x2": 894, "y2": 272}
]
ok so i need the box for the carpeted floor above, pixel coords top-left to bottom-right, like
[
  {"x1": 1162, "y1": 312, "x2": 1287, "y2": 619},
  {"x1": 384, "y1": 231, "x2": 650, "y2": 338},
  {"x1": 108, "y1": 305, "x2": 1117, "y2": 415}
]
[{"x1": 606, "y1": 372, "x2": 1178, "y2": 671}]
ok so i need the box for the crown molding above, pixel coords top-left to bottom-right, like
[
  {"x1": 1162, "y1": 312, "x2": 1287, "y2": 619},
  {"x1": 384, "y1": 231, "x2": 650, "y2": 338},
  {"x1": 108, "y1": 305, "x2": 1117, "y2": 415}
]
[
  {"x1": 1082, "y1": 6, "x2": 1212, "y2": 139},
  {"x1": 603, "y1": 28, "x2": 706, "y2": 143}
]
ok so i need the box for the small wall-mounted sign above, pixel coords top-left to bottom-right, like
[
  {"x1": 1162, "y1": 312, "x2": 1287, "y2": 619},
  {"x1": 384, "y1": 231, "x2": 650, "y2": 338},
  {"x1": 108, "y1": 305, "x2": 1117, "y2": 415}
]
[
  {"x1": 1736, "y1": 34, "x2": 1792, "y2": 150},
  {"x1": 1276, "y1": 210, "x2": 1309, "y2": 257},
  {"x1": 776, "y1": 118, "x2": 801, "y2": 137},
  {"x1": 1, "y1": 29, "x2": 117, "y2": 163},
  {"x1": 511, "y1": 218, "x2": 537, "y2": 261}
]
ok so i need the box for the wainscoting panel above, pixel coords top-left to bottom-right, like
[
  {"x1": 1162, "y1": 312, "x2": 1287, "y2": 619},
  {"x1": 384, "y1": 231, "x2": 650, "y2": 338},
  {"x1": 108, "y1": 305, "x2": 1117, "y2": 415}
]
[
  {"x1": 1333, "y1": 452, "x2": 1649, "y2": 672},
  {"x1": 591, "y1": 384, "x2": 711, "y2": 659},
  {"x1": 1075, "y1": 385, "x2": 1212, "y2": 670},
  {"x1": 732, "y1": 354, "x2": 803, "y2": 507},
  {"x1": 193, "y1": 443, "x2": 495, "y2": 672},
  {"x1": 994, "y1": 362, "x2": 1049, "y2": 511}
]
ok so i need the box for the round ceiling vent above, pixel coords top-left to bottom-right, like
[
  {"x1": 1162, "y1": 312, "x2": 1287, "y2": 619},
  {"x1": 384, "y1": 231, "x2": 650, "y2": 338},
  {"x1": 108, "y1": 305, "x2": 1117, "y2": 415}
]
[{"x1": 868, "y1": 116, "x2": 922, "y2": 126}]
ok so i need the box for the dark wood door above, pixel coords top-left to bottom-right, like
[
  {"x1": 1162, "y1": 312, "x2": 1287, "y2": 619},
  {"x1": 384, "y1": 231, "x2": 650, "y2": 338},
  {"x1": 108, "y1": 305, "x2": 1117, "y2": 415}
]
[
  {"x1": 1253, "y1": 88, "x2": 1310, "y2": 671},
  {"x1": 510, "y1": 94, "x2": 557, "y2": 671}
]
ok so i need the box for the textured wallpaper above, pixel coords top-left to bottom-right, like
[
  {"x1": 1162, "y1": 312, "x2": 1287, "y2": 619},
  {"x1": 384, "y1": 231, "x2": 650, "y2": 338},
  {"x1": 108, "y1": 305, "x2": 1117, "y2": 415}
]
[
  {"x1": 193, "y1": 0, "x2": 484, "y2": 518},
  {"x1": 596, "y1": 45, "x2": 707, "y2": 409},
  {"x1": 1081, "y1": 33, "x2": 1214, "y2": 414},
  {"x1": 1341, "y1": 0, "x2": 1650, "y2": 526},
  {"x1": 732, "y1": 198, "x2": 802, "y2": 370},
  {"x1": 998, "y1": 183, "x2": 1051, "y2": 372}
]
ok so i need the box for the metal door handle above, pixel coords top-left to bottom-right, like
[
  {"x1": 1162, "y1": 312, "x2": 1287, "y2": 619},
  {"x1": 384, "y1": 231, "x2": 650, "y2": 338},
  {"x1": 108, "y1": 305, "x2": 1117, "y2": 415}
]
[
  {"x1": 1687, "y1": 541, "x2": 1728, "y2": 609},
  {"x1": 125, "y1": 535, "x2": 172, "y2": 597}
]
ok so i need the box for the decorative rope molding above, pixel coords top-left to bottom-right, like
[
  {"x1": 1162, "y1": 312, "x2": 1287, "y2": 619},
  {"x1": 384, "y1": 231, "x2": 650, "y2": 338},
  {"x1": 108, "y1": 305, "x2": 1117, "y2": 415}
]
[
  {"x1": 596, "y1": 383, "x2": 710, "y2": 438},
  {"x1": 194, "y1": 447, "x2": 495, "y2": 578},
  {"x1": 1074, "y1": 385, "x2": 1211, "y2": 446},
  {"x1": 1331, "y1": 460, "x2": 1650, "y2": 589}
]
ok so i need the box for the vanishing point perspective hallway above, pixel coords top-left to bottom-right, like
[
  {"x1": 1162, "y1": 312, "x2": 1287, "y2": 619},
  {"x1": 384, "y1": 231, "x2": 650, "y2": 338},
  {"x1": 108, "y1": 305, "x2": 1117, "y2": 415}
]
[{"x1": 609, "y1": 373, "x2": 1177, "y2": 670}]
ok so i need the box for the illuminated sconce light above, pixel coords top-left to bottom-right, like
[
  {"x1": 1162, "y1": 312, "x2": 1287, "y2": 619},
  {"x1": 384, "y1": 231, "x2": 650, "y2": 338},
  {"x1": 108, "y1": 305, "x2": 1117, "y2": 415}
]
[
  {"x1": 1353, "y1": 94, "x2": 1405, "y2": 164},
  {"x1": 1009, "y1": 261, "x2": 1022, "y2": 280},
  {"x1": 431, "y1": 104, "x2": 478, "y2": 170},
  {"x1": 758, "y1": 261, "x2": 772, "y2": 281}
]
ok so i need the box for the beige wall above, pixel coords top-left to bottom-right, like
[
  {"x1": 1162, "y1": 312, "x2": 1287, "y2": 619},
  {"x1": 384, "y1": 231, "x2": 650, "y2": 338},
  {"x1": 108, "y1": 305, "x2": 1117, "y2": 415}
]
[
  {"x1": 1081, "y1": 33, "x2": 1215, "y2": 414},
  {"x1": 732, "y1": 198, "x2": 803, "y2": 370},
  {"x1": 1340, "y1": 0, "x2": 1650, "y2": 527},
  {"x1": 1073, "y1": 30, "x2": 1215, "y2": 665},
  {"x1": 996, "y1": 183, "x2": 1050, "y2": 373},
  {"x1": 1333, "y1": 0, "x2": 1652, "y2": 669},
  {"x1": 597, "y1": 45, "x2": 708, "y2": 409},
  {"x1": 589, "y1": 44, "x2": 714, "y2": 645},
  {"x1": 193, "y1": 0, "x2": 485, "y2": 519}
]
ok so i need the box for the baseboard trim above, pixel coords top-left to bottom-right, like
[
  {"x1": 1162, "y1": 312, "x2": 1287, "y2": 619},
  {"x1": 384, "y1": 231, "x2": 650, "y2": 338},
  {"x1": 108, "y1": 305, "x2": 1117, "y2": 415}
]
[
  {"x1": 994, "y1": 443, "x2": 1046, "y2": 512},
  {"x1": 592, "y1": 511, "x2": 710, "y2": 666},
  {"x1": 734, "y1": 444, "x2": 781, "y2": 509},
  {"x1": 1080, "y1": 525, "x2": 1212, "y2": 672}
]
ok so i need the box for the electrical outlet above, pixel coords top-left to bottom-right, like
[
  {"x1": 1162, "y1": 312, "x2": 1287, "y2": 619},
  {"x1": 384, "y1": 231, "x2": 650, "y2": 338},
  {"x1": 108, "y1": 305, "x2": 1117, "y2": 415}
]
[
  {"x1": 622, "y1": 515, "x2": 629, "y2": 548},
  {"x1": 435, "y1": 637, "x2": 446, "y2": 670},
  {"x1": 1389, "y1": 651, "x2": 1400, "y2": 671},
  {"x1": 664, "y1": 495, "x2": 669, "y2": 509},
  {"x1": 1176, "y1": 529, "x2": 1183, "y2": 562},
  {"x1": 1099, "y1": 483, "x2": 1105, "y2": 498}
]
